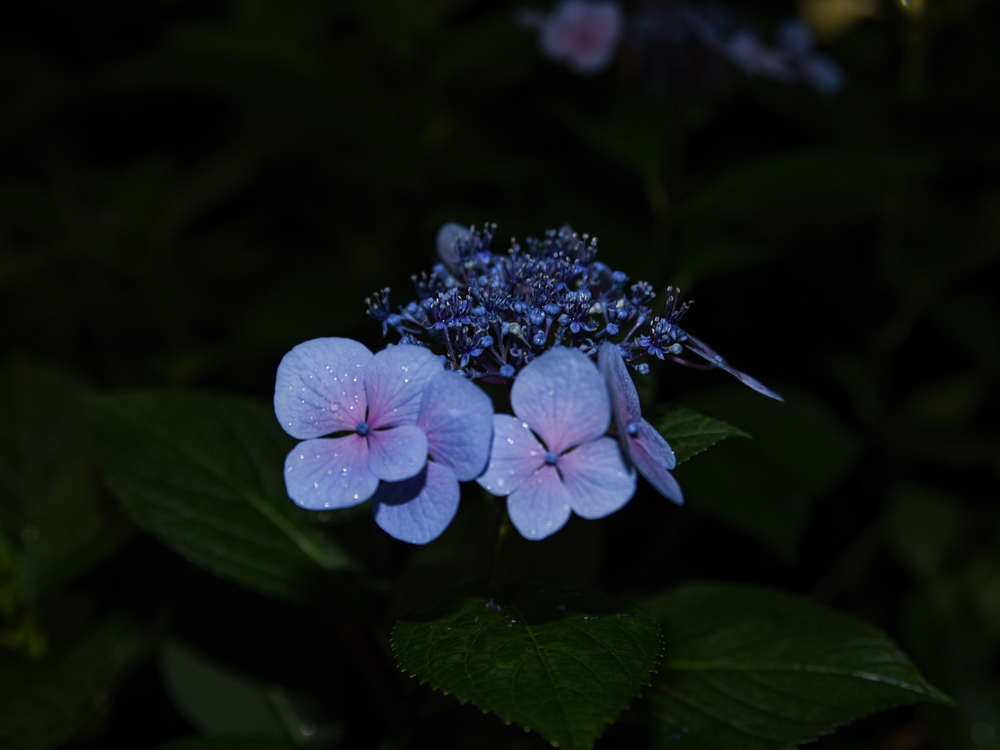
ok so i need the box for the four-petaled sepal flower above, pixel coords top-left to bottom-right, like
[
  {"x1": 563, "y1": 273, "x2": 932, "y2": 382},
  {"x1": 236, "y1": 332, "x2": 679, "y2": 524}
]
[
  {"x1": 598, "y1": 342, "x2": 683, "y2": 504},
  {"x1": 274, "y1": 338, "x2": 441, "y2": 510},
  {"x1": 477, "y1": 347, "x2": 636, "y2": 540}
]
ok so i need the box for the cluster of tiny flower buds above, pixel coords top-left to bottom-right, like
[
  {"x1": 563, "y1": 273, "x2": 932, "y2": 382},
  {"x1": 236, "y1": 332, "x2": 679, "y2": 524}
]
[{"x1": 366, "y1": 224, "x2": 698, "y2": 381}]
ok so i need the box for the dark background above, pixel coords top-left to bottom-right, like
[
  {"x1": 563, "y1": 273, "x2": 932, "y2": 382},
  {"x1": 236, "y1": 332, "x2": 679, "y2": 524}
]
[{"x1": 1, "y1": 0, "x2": 998, "y2": 748}]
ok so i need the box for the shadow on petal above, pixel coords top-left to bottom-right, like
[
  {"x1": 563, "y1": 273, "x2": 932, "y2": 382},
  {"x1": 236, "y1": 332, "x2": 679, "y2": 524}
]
[{"x1": 372, "y1": 462, "x2": 460, "y2": 545}]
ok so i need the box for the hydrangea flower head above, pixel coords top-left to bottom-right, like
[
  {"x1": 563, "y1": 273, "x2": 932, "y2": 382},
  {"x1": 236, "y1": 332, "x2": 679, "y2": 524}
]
[
  {"x1": 598, "y1": 342, "x2": 682, "y2": 504},
  {"x1": 371, "y1": 224, "x2": 782, "y2": 401},
  {"x1": 477, "y1": 347, "x2": 636, "y2": 540},
  {"x1": 519, "y1": 0, "x2": 624, "y2": 74},
  {"x1": 274, "y1": 338, "x2": 442, "y2": 510},
  {"x1": 371, "y1": 371, "x2": 493, "y2": 544}
]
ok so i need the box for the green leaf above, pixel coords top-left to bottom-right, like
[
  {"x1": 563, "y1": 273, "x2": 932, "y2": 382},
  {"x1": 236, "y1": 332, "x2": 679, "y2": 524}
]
[
  {"x1": 0, "y1": 617, "x2": 151, "y2": 750},
  {"x1": 150, "y1": 739, "x2": 297, "y2": 750},
  {"x1": 160, "y1": 641, "x2": 288, "y2": 739},
  {"x1": 652, "y1": 407, "x2": 751, "y2": 465},
  {"x1": 0, "y1": 359, "x2": 132, "y2": 607},
  {"x1": 160, "y1": 642, "x2": 344, "y2": 747},
  {"x1": 676, "y1": 386, "x2": 858, "y2": 561},
  {"x1": 392, "y1": 588, "x2": 663, "y2": 750},
  {"x1": 677, "y1": 150, "x2": 930, "y2": 227},
  {"x1": 642, "y1": 583, "x2": 952, "y2": 750},
  {"x1": 85, "y1": 390, "x2": 356, "y2": 601}
]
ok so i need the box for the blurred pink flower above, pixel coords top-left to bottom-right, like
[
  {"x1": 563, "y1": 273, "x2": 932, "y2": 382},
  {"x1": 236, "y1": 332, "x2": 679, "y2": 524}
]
[{"x1": 520, "y1": 1, "x2": 624, "y2": 74}]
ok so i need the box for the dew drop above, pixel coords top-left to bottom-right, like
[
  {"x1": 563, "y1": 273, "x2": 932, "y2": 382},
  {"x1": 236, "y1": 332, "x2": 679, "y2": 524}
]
[
  {"x1": 313, "y1": 482, "x2": 319, "y2": 488},
  {"x1": 324, "y1": 502, "x2": 330, "y2": 508},
  {"x1": 353, "y1": 493, "x2": 360, "y2": 499},
  {"x1": 506, "y1": 437, "x2": 514, "y2": 445}
]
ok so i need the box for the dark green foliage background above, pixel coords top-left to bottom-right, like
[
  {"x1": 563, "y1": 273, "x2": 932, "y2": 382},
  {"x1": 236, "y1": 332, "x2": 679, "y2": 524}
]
[{"x1": 1, "y1": 0, "x2": 998, "y2": 748}]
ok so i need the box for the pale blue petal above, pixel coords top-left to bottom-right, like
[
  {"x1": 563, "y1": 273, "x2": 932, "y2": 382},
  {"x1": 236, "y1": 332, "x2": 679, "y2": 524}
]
[
  {"x1": 371, "y1": 462, "x2": 460, "y2": 545},
  {"x1": 683, "y1": 332, "x2": 784, "y2": 402},
  {"x1": 417, "y1": 371, "x2": 493, "y2": 481},
  {"x1": 283, "y1": 436, "x2": 378, "y2": 510},
  {"x1": 367, "y1": 424, "x2": 428, "y2": 482},
  {"x1": 598, "y1": 341, "x2": 642, "y2": 428},
  {"x1": 436, "y1": 223, "x2": 470, "y2": 272},
  {"x1": 506, "y1": 466, "x2": 573, "y2": 541},
  {"x1": 630, "y1": 419, "x2": 677, "y2": 470},
  {"x1": 274, "y1": 338, "x2": 372, "y2": 439},
  {"x1": 629, "y1": 421, "x2": 683, "y2": 504},
  {"x1": 365, "y1": 345, "x2": 444, "y2": 429},
  {"x1": 558, "y1": 437, "x2": 636, "y2": 519},
  {"x1": 510, "y1": 347, "x2": 610, "y2": 455},
  {"x1": 476, "y1": 415, "x2": 545, "y2": 497}
]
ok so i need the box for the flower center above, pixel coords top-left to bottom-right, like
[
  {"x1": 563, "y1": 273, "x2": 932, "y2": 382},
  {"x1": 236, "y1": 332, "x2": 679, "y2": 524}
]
[
  {"x1": 356, "y1": 421, "x2": 370, "y2": 437},
  {"x1": 627, "y1": 422, "x2": 640, "y2": 437},
  {"x1": 544, "y1": 451, "x2": 559, "y2": 466}
]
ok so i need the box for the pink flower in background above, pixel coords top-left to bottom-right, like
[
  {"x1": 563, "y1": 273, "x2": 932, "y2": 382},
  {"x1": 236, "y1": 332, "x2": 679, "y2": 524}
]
[{"x1": 520, "y1": 1, "x2": 624, "y2": 74}]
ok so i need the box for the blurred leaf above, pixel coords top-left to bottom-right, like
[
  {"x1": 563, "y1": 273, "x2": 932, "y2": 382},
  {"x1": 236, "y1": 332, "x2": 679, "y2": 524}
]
[
  {"x1": 85, "y1": 391, "x2": 356, "y2": 601},
  {"x1": 676, "y1": 386, "x2": 859, "y2": 561},
  {"x1": 151, "y1": 739, "x2": 297, "y2": 750},
  {"x1": 642, "y1": 583, "x2": 952, "y2": 750},
  {"x1": 652, "y1": 406, "x2": 751, "y2": 465},
  {"x1": 0, "y1": 359, "x2": 132, "y2": 604},
  {"x1": 161, "y1": 642, "x2": 343, "y2": 747},
  {"x1": 885, "y1": 486, "x2": 963, "y2": 577},
  {"x1": 161, "y1": 641, "x2": 287, "y2": 739},
  {"x1": 0, "y1": 617, "x2": 151, "y2": 750},
  {"x1": 393, "y1": 588, "x2": 662, "y2": 750},
  {"x1": 576, "y1": 102, "x2": 671, "y2": 215},
  {"x1": 934, "y1": 292, "x2": 1000, "y2": 373},
  {"x1": 903, "y1": 373, "x2": 987, "y2": 426},
  {"x1": 677, "y1": 150, "x2": 930, "y2": 225}
]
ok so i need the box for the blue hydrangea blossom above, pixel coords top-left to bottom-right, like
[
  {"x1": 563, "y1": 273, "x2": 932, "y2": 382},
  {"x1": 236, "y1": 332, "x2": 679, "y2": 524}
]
[
  {"x1": 274, "y1": 338, "x2": 442, "y2": 510},
  {"x1": 598, "y1": 342, "x2": 682, "y2": 504},
  {"x1": 371, "y1": 371, "x2": 493, "y2": 544},
  {"x1": 477, "y1": 347, "x2": 636, "y2": 540}
]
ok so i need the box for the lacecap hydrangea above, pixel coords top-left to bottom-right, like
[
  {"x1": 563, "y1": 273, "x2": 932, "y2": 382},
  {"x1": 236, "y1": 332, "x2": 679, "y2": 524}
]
[{"x1": 275, "y1": 222, "x2": 780, "y2": 544}]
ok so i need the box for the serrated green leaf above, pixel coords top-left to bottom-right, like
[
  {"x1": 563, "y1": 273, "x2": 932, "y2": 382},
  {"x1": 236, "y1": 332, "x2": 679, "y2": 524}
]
[
  {"x1": 392, "y1": 588, "x2": 663, "y2": 750},
  {"x1": 642, "y1": 583, "x2": 952, "y2": 750},
  {"x1": 652, "y1": 406, "x2": 751, "y2": 464},
  {"x1": 84, "y1": 390, "x2": 356, "y2": 601},
  {"x1": 0, "y1": 617, "x2": 151, "y2": 750}
]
